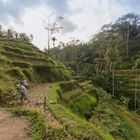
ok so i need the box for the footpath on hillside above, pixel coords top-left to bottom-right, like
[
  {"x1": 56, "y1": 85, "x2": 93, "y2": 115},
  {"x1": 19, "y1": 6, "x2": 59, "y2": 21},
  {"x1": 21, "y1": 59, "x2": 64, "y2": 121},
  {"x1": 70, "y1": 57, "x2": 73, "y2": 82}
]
[
  {"x1": 0, "y1": 109, "x2": 28, "y2": 140},
  {"x1": 27, "y1": 84, "x2": 73, "y2": 139},
  {"x1": 26, "y1": 84, "x2": 62, "y2": 129},
  {"x1": 0, "y1": 84, "x2": 73, "y2": 140}
]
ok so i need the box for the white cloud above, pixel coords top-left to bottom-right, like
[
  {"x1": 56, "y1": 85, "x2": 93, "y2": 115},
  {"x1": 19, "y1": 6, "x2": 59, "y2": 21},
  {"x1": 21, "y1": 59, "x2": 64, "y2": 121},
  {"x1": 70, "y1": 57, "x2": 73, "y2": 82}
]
[
  {"x1": 62, "y1": 19, "x2": 77, "y2": 34},
  {"x1": 66, "y1": 0, "x2": 131, "y2": 41},
  {"x1": 0, "y1": 0, "x2": 139, "y2": 50},
  {"x1": 9, "y1": 5, "x2": 52, "y2": 50}
]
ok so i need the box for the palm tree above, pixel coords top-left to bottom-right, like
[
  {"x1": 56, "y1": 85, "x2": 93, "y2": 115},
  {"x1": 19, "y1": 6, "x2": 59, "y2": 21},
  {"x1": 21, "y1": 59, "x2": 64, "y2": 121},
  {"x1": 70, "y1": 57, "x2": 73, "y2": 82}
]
[
  {"x1": 44, "y1": 14, "x2": 63, "y2": 55},
  {"x1": 51, "y1": 37, "x2": 57, "y2": 47}
]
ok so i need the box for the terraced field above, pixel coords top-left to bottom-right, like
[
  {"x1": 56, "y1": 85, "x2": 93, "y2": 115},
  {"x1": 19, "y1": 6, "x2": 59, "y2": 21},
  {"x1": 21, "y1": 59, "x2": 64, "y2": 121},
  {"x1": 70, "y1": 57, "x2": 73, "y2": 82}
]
[
  {"x1": 0, "y1": 38, "x2": 71, "y2": 104},
  {"x1": 115, "y1": 69, "x2": 140, "y2": 99}
]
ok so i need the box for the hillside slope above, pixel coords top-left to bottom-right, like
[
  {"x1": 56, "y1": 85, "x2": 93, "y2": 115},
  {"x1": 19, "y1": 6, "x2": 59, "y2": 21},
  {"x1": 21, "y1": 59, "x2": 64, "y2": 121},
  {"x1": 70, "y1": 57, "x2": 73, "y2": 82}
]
[
  {"x1": 0, "y1": 37, "x2": 71, "y2": 104},
  {"x1": 47, "y1": 81, "x2": 140, "y2": 140}
]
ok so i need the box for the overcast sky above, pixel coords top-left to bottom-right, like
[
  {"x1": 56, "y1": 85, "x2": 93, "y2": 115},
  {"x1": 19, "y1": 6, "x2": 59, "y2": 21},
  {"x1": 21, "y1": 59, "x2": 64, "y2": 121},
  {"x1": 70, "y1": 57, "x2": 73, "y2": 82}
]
[{"x1": 0, "y1": 0, "x2": 140, "y2": 50}]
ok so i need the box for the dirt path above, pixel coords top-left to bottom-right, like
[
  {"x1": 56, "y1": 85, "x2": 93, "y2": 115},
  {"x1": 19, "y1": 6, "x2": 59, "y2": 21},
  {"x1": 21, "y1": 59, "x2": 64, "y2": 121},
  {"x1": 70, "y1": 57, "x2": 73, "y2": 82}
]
[
  {"x1": 0, "y1": 109, "x2": 28, "y2": 140},
  {"x1": 27, "y1": 84, "x2": 62, "y2": 129}
]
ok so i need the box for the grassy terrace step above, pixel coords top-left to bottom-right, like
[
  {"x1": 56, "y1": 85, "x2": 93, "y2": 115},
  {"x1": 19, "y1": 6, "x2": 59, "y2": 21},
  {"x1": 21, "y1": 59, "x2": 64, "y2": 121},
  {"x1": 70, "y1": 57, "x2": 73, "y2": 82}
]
[
  {"x1": 31, "y1": 64, "x2": 67, "y2": 69},
  {"x1": 60, "y1": 88, "x2": 83, "y2": 103},
  {"x1": 59, "y1": 80, "x2": 78, "y2": 92},
  {"x1": 1, "y1": 51, "x2": 48, "y2": 63},
  {"x1": 0, "y1": 38, "x2": 42, "y2": 53},
  {"x1": 0, "y1": 55, "x2": 10, "y2": 65},
  {"x1": 0, "y1": 38, "x2": 22, "y2": 43},
  {"x1": 114, "y1": 78, "x2": 140, "y2": 84},
  {"x1": 3, "y1": 46, "x2": 44, "y2": 57},
  {"x1": 125, "y1": 77, "x2": 140, "y2": 82},
  {"x1": 47, "y1": 84, "x2": 114, "y2": 140},
  {"x1": 0, "y1": 40, "x2": 33, "y2": 49},
  {"x1": 6, "y1": 67, "x2": 26, "y2": 79},
  {"x1": 115, "y1": 69, "x2": 140, "y2": 75},
  {"x1": 114, "y1": 106, "x2": 140, "y2": 140},
  {"x1": 128, "y1": 89, "x2": 140, "y2": 93},
  {"x1": 126, "y1": 89, "x2": 140, "y2": 98},
  {"x1": 11, "y1": 61, "x2": 30, "y2": 68},
  {"x1": 127, "y1": 83, "x2": 140, "y2": 89},
  {"x1": 115, "y1": 74, "x2": 136, "y2": 78}
]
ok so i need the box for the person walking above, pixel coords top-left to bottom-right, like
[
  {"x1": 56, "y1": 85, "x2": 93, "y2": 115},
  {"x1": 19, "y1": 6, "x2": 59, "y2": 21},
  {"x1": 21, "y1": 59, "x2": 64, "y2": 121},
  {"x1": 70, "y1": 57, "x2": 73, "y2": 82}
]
[
  {"x1": 21, "y1": 79, "x2": 28, "y2": 88},
  {"x1": 20, "y1": 82, "x2": 27, "y2": 104}
]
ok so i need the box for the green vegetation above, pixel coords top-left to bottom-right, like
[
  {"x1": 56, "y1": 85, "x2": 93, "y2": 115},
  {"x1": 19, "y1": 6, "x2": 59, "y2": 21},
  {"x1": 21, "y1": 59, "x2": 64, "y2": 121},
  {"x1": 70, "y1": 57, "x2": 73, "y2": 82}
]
[
  {"x1": 50, "y1": 12, "x2": 140, "y2": 111},
  {"x1": 0, "y1": 36, "x2": 71, "y2": 104},
  {"x1": 60, "y1": 88, "x2": 82, "y2": 103},
  {"x1": 59, "y1": 80, "x2": 78, "y2": 92},
  {"x1": 0, "y1": 12, "x2": 140, "y2": 140},
  {"x1": 47, "y1": 83, "x2": 114, "y2": 140},
  {"x1": 7, "y1": 67, "x2": 25, "y2": 79},
  {"x1": 90, "y1": 88, "x2": 132, "y2": 140},
  {"x1": 46, "y1": 80, "x2": 140, "y2": 140},
  {"x1": 69, "y1": 94, "x2": 97, "y2": 119},
  {"x1": 58, "y1": 81, "x2": 97, "y2": 119},
  {"x1": 114, "y1": 106, "x2": 140, "y2": 140}
]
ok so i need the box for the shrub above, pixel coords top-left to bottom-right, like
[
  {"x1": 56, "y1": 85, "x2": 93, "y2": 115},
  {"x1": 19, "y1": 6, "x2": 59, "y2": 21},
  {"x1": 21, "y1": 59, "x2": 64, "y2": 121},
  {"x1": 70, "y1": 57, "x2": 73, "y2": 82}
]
[
  {"x1": 60, "y1": 88, "x2": 83, "y2": 103},
  {"x1": 0, "y1": 79, "x2": 15, "y2": 105},
  {"x1": 50, "y1": 68, "x2": 64, "y2": 81},
  {"x1": 1, "y1": 51, "x2": 47, "y2": 63},
  {"x1": 128, "y1": 98, "x2": 140, "y2": 110},
  {"x1": 32, "y1": 65, "x2": 71, "y2": 82},
  {"x1": 4, "y1": 46, "x2": 43, "y2": 57},
  {"x1": 59, "y1": 80, "x2": 78, "y2": 92},
  {"x1": 12, "y1": 61, "x2": 30, "y2": 68},
  {"x1": 4, "y1": 46, "x2": 25, "y2": 55},
  {"x1": 7, "y1": 67, "x2": 25, "y2": 79},
  {"x1": 32, "y1": 65, "x2": 52, "y2": 82},
  {"x1": 0, "y1": 55, "x2": 10, "y2": 65},
  {"x1": 69, "y1": 94, "x2": 97, "y2": 119},
  {"x1": 22, "y1": 68, "x2": 34, "y2": 81},
  {"x1": 0, "y1": 89, "x2": 13, "y2": 105},
  {"x1": 0, "y1": 68, "x2": 6, "y2": 80}
]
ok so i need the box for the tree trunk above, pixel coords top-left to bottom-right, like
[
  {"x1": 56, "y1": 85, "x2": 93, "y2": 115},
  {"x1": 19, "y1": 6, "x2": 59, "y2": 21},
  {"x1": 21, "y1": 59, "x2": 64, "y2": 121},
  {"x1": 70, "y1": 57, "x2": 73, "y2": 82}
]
[
  {"x1": 126, "y1": 26, "x2": 129, "y2": 57},
  {"x1": 47, "y1": 23, "x2": 50, "y2": 55},
  {"x1": 112, "y1": 61, "x2": 115, "y2": 96},
  {"x1": 76, "y1": 57, "x2": 79, "y2": 75},
  {"x1": 134, "y1": 69, "x2": 138, "y2": 111}
]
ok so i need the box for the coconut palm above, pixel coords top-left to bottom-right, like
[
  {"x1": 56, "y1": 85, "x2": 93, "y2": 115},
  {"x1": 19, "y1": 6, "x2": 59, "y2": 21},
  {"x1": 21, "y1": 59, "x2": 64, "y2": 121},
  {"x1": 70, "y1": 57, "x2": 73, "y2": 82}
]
[{"x1": 51, "y1": 37, "x2": 57, "y2": 47}]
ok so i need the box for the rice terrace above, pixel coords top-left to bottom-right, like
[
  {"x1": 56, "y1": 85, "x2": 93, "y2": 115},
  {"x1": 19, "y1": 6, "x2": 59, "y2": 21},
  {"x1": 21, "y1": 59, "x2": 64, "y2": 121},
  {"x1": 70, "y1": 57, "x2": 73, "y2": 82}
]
[{"x1": 0, "y1": 0, "x2": 140, "y2": 140}]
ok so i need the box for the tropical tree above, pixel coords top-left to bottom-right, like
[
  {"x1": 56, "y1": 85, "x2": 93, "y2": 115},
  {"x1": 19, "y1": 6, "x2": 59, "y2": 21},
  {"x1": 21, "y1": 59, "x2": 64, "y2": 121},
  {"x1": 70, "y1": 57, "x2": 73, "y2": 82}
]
[
  {"x1": 19, "y1": 33, "x2": 31, "y2": 42},
  {"x1": 51, "y1": 37, "x2": 57, "y2": 47},
  {"x1": 115, "y1": 13, "x2": 140, "y2": 56},
  {"x1": 44, "y1": 14, "x2": 63, "y2": 54},
  {"x1": 30, "y1": 34, "x2": 33, "y2": 42},
  {"x1": 0, "y1": 25, "x2": 3, "y2": 37},
  {"x1": 7, "y1": 28, "x2": 14, "y2": 39}
]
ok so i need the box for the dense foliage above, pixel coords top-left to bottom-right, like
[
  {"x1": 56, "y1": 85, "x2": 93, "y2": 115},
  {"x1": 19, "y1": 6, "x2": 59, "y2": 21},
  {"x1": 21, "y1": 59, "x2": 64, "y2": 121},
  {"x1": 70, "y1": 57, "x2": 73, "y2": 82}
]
[
  {"x1": 0, "y1": 36, "x2": 71, "y2": 105},
  {"x1": 50, "y1": 13, "x2": 140, "y2": 110}
]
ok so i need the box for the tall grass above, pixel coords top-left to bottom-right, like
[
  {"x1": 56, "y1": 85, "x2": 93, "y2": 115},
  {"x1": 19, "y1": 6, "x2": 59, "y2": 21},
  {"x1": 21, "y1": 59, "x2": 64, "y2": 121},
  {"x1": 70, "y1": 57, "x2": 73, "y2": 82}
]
[{"x1": 47, "y1": 84, "x2": 114, "y2": 140}]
